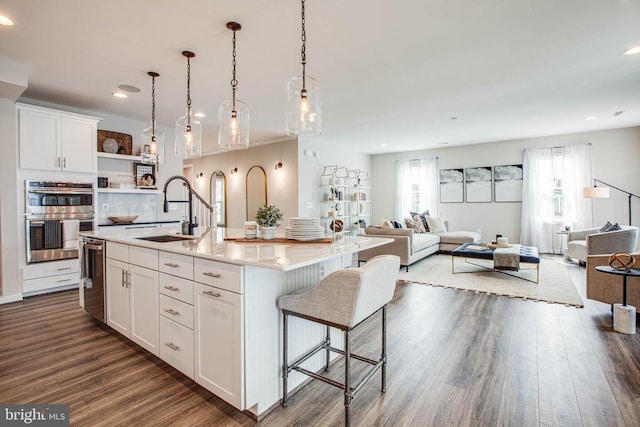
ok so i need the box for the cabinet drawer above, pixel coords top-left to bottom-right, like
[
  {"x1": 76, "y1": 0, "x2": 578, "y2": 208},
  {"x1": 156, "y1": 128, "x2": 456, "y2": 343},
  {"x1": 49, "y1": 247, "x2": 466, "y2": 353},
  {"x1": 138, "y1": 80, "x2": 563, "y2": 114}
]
[
  {"x1": 159, "y1": 273, "x2": 194, "y2": 305},
  {"x1": 106, "y1": 242, "x2": 129, "y2": 263},
  {"x1": 194, "y1": 258, "x2": 243, "y2": 294},
  {"x1": 159, "y1": 252, "x2": 193, "y2": 280},
  {"x1": 23, "y1": 272, "x2": 79, "y2": 293},
  {"x1": 160, "y1": 294, "x2": 194, "y2": 329},
  {"x1": 130, "y1": 246, "x2": 158, "y2": 270},
  {"x1": 159, "y1": 316, "x2": 194, "y2": 379},
  {"x1": 22, "y1": 258, "x2": 79, "y2": 280}
]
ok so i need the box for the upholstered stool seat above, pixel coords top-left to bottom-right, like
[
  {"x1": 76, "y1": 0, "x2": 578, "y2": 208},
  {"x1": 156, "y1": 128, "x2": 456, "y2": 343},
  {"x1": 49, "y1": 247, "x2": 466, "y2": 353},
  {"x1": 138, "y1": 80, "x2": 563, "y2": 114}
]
[{"x1": 278, "y1": 255, "x2": 400, "y2": 426}]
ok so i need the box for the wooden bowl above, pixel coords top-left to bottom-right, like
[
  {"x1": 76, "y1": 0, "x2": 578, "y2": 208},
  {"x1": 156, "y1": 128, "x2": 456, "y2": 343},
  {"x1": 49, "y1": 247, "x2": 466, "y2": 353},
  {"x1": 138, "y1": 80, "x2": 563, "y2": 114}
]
[{"x1": 108, "y1": 215, "x2": 138, "y2": 224}]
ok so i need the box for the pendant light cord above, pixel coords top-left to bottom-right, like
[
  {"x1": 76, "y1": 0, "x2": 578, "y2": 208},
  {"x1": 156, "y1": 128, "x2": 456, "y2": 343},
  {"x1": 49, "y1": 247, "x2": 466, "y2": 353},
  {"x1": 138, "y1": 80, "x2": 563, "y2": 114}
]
[
  {"x1": 301, "y1": 0, "x2": 306, "y2": 91},
  {"x1": 151, "y1": 75, "x2": 156, "y2": 140},
  {"x1": 231, "y1": 29, "x2": 238, "y2": 112},
  {"x1": 186, "y1": 56, "x2": 192, "y2": 127}
]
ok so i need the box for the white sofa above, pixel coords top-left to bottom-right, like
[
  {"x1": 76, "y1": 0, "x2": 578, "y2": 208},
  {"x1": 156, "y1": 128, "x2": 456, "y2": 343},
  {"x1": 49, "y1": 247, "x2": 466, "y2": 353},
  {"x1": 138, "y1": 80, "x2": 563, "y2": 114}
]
[
  {"x1": 566, "y1": 226, "x2": 638, "y2": 264},
  {"x1": 358, "y1": 225, "x2": 480, "y2": 271}
]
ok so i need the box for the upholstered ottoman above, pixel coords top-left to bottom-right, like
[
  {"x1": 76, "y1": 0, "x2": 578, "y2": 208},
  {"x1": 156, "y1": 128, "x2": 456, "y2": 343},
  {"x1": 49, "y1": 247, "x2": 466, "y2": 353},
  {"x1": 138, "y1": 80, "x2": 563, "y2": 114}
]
[{"x1": 436, "y1": 230, "x2": 481, "y2": 252}]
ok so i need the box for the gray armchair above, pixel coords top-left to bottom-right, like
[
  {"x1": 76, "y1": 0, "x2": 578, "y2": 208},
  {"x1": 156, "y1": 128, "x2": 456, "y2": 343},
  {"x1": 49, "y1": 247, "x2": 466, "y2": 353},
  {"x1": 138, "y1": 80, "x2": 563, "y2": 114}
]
[{"x1": 566, "y1": 226, "x2": 639, "y2": 264}]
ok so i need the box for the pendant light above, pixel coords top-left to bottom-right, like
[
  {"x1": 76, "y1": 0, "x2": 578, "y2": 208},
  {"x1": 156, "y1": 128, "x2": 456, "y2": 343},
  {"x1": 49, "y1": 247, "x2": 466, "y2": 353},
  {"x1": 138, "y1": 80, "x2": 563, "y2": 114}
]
[
  {"x1": 141, "y1": 71, "x2": 164, "y2": 166},
  {"x1": 219, "y1": 22, "x2": 250, "y2": 150},
  {"x1": 175, "y1": 51, "x2": 202, "y2": 158},
  {"x1": 286, "y1": 0, "x2": 321, "y2": 136}
]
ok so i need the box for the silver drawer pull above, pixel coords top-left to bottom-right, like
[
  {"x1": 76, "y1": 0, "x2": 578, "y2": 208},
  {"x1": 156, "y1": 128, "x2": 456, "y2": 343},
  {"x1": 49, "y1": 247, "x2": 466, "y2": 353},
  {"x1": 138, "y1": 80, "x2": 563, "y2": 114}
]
[
  {"x1": 202, "y1": 290, "x2": 221, "y2": 298},
  {"x1": 164, "y1": 262, "x2": 179, "y2": 268},
  {"x1": 57, "y1": 278, "x2": 72, "y2": 283},
  {"x1": 165, "y1": 342, "x2": 180, "y2": 351},
  {"x1": 202, "y1": 272, "x2": 221, "y2": 278},
  {"x1": 56, "y1": 267, "x2": 72, "y2": 271},
  {"x1": 164, "y1": 286, "x2": 179, "y2": 291},
  {"x1": 164, "y1": 308, "x2": 179, "y2": 316}
]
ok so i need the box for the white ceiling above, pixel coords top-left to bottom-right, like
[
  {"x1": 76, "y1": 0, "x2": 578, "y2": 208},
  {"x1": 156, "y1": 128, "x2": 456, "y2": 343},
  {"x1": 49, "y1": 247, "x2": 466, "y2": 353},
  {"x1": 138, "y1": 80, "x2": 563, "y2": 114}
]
[{"x1": 1, "y1": 0, "x2": 639, "y2": 155}]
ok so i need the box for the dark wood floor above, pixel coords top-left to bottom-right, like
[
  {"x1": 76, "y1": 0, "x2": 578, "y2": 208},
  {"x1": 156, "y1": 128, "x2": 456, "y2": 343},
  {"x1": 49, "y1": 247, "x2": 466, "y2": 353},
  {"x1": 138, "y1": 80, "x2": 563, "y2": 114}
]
[{"x1": 1, "y1": 258, "x2": 639, "y2": 426}]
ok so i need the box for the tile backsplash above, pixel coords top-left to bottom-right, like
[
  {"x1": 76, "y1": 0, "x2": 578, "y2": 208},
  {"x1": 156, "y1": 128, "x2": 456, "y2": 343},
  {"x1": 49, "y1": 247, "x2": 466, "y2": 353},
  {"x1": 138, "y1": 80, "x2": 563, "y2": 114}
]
[{"x1": 97, "y1": 192, "x2": 158, "y2": 224}]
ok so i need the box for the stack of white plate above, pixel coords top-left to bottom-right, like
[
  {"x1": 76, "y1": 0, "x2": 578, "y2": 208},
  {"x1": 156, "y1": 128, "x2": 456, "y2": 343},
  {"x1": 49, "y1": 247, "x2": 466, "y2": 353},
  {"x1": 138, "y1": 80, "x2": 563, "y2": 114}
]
[{"x1": 286, "y1": 217, "x2": 325, "y2": 241}]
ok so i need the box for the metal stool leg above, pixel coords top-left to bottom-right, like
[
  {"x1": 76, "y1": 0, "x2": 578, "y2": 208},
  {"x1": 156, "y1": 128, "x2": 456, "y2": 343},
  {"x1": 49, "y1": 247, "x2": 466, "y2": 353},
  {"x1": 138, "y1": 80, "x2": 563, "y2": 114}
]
[
  {"x1": 344, "y1": 330, "x2": 351, "y2": 427},
  {"x1": 325, "y1": 325, "x2": 331, "y2": 371},
  {"x1": 282, "y1": 311, "x2": 289, "y2": 407},
  {"x1": 382, "y1": 305, "x2": 387, "y2": 392}
]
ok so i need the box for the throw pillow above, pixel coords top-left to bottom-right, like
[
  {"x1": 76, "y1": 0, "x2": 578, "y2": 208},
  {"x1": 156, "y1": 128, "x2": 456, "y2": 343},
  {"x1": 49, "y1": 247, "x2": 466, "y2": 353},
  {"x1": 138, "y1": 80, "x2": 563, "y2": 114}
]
[
  {"x1": 405, "y1": 216, "x2": 426, "y2": 233},
  {"x1": 608, "y1": 223, "x2": 622, "y2": 232},
  {"x1": 409, "y1": 210, "x2": 430, "y2": 231},
  {"x1": 392, "y1": 220, "x2": 403, "y2": 229},
  {"x1": 599, "y1": 221, "x2": 613, "y2": 232},
  {"x1": 379, "y1": 218, "x2": 394, "y2": 229},
  {"x1": 426, "y1": 216, "x2": 447, "y2": 233}
]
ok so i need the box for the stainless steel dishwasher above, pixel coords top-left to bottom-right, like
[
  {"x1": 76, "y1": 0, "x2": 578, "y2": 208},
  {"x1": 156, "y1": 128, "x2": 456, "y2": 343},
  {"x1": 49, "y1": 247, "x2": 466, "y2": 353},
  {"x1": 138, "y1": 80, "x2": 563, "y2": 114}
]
[{"x1": 81, "y1": 237, "x2": 106, "y2": 322}]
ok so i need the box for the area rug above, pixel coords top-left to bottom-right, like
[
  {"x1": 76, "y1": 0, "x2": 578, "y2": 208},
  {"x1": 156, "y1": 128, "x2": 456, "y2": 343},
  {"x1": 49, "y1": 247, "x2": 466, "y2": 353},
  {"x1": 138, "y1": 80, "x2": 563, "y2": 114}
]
[{"x1": 398, "y1": 254, "x2": 583, "y2": 307}]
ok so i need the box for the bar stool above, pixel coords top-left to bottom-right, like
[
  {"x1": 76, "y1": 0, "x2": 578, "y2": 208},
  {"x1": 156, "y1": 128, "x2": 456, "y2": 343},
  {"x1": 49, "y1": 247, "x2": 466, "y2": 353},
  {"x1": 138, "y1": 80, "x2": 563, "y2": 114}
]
[{"x1": 278, "y1": 255, "x2": 400, "y2": 426}]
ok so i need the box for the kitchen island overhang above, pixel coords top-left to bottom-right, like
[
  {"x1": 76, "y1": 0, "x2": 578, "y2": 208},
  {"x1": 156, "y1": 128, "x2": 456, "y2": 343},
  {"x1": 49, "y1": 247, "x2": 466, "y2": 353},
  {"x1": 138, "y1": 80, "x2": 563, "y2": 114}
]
[{"x1": 79, "y1": 226, "x2": 393, "y2": 420}]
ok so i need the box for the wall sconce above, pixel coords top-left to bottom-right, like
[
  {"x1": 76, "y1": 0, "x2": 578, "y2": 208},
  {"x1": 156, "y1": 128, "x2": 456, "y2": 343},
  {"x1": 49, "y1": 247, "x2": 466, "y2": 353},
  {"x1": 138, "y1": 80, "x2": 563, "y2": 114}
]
[
  {"x1": 197, "y1": 172, "x2": 204, "y2": 179},
  {"x1": 231, "y1": 167, "x2": 238, "y2": 175},
  {"x1": 274, "y1": 162, "x2": 283, "y2": 171}
]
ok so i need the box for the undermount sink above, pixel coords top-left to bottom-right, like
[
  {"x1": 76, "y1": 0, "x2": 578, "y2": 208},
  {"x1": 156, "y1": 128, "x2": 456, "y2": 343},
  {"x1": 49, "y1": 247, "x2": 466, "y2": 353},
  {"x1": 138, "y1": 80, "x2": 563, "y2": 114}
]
[{"x1": 136, "y1": 234, "x2": 197, "y2": 243}]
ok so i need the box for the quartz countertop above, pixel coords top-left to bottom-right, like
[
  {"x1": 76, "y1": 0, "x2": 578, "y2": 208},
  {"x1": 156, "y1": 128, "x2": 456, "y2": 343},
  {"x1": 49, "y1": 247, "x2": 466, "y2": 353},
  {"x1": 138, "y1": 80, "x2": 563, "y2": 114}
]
[{"x1": 80, "y1": 227, "x2": 392, "y2": 271}]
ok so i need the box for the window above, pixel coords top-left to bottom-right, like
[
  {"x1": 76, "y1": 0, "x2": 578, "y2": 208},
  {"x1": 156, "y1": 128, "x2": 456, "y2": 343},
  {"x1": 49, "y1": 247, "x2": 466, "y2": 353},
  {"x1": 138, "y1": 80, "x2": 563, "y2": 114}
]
[{"x1": 395, "y1": 158, "x2": 438, "y2": 220}]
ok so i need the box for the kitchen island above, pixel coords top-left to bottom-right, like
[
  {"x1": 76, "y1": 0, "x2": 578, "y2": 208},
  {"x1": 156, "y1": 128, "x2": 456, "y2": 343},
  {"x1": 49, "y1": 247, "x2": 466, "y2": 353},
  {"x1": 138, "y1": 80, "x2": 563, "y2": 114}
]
[{"x1": 80, "y1": 226, "x2": 392, "y2": 420}]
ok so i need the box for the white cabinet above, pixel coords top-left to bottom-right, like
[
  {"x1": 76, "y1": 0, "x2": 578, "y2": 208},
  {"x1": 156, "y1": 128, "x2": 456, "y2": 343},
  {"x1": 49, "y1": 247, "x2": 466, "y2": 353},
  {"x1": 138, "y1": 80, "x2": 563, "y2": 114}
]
[
  {"x1": 194, "y1": 275, "x2": 244, "y2": 409},
  {"x1": 17, "y1": 103, "x2": 100, "y2": 173},
  {"x1": 105, "y1": 243, "x2": 159, "y2": 355},
  {"x1": 22, "y1": 258, "x2": 79, "y2": 295}
]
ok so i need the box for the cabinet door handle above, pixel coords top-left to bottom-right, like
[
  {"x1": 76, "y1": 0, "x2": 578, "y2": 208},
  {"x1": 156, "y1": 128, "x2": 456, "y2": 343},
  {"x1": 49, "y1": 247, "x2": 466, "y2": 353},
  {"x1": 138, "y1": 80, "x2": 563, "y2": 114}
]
[
  {"x1": 202, "y1": 272, "x2": 221, "y2": 278},
  {"x1": 121, "y1": 270, "x2": 126, "y2": 287},
  {"x1": 164, "y1": 286, "x2": 179, "y2": 292},
  {"x1": 57, "y1": 278, "x2": 72, "y2": 283},
  {"x1": 164, "y1": 342, "x2": 180, "y2": 351},
  {"x1": 164, "y1": 308, "x2": 180, "y2": 316},
  {"x1": 63, "y1": 157, "x2": 66, "y2": 168},
  {"x1": 202, "y1": 290, "x2": 221, "y2": 298},
  {"x1": 164, "y1": 262, "x2": 179, "y2": 268},
  {"x1": 57, "y1": 267, "x2": 72, "y2": 271},
  {"x1": 57, "y1": 157, "x2": 61, "y2": 168},
  {"x1": 126, "y1": 271, "x2": 132, "y2": 288}
]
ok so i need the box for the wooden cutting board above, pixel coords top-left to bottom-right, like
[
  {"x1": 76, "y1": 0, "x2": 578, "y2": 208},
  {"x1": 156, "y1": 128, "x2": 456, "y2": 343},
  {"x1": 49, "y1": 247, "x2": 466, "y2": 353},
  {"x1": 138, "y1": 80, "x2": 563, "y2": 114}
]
[{"x1": 224, "y1": 237, "x2": 334, "y2": 244}]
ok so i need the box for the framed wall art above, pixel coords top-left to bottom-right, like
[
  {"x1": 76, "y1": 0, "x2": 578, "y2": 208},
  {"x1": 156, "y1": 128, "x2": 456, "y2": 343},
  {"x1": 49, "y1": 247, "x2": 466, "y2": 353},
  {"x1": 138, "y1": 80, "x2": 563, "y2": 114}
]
[
  {"x1": 439, "y1": 168, "x2": 464, "y2": 203},
  {"x1": 494, "y1": 164, "x2": 523, "y2": 202},
  {"x1": 465, "y1": 166, "x2": 492, "y2": 203},
  {"x1": 133, "y1": 162, "x2": 157, "y2": 189}
]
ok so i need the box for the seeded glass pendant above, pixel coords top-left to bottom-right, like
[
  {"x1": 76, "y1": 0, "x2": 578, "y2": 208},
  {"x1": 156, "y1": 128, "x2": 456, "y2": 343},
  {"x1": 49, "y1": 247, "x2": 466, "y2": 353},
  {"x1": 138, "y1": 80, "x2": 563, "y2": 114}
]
[
  {"x1": 141, "y1": 71, "x2": 164, "y2": 165},
  {"x1": 175, "y1": 51, "x2": 202, "y2": 158},
  {"x1": 219, "y1": 22, "x2": 250, "y2": 150},
  {"x1": 285, "y1": 0, "x2": 321, "y2": 136}
]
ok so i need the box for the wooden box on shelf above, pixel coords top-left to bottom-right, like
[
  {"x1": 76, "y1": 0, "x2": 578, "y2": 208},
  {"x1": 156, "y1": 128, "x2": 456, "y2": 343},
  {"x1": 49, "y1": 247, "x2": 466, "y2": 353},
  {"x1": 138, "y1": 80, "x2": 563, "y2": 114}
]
[{"x1": 98, "y1": 130, "x2": 133, "y2": 155}]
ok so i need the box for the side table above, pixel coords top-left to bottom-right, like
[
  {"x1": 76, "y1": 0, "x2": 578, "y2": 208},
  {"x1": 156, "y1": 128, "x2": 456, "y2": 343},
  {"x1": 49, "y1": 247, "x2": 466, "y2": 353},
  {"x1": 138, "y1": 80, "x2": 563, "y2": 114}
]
[
  {"x1": 595, "y1": 266, "x2": 640, "y2": 334},
  {"x1": 555, "y1": 230, "x2": 569, "y2": 255}
]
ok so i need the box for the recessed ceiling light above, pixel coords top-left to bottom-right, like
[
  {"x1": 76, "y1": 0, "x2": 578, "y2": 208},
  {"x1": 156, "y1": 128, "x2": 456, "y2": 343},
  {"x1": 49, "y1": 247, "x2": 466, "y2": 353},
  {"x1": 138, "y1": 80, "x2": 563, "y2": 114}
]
[
  {"x1": 585, "y1": 116, "x2": 596, "y2": 121},
  {"x1": 117, "y1": 84, "x2": 140, "y2": 93},
  {"x1": 623, "y1": 46, "x2": 640, "y2": 55},
  {"x1": 112, "y1": 92, "x2": 127, "y2": 98},
  {"x1": 450, "y1": 116, "x2": 458, "y2": 120},
  {"x1": 614, "y1": 110, "x2": 625, "y2": 116},
  {"x1": 0, "y1": 14, "x2": 14, "y2": 26},
  {"x1": 194, "y1": 112, "x2": 206, "y2": 118},
  {"x1": 380, "y1": 143, "x2": 387, "y2": 147}
]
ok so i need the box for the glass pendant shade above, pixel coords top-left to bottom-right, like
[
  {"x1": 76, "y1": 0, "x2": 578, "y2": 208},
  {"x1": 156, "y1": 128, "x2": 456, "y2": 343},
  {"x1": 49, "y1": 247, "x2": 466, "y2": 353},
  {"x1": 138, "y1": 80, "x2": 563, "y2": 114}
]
[
  {"x1": 175, "y1": 110, "x2": 202, "y2": 158},
  {"x1": 286, "y1": 75, "x2": 321, "y2": 136},
  {"x1": 218, "y1": 99, "x2": 249, "y2": 150},
  {"x1": 141, "y1": 120, "x2": 164, "y2": 164}
]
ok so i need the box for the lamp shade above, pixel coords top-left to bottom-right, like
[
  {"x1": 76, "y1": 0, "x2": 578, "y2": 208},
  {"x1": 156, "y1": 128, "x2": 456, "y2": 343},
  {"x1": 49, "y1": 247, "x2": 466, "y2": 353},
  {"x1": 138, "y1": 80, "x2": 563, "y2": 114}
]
[
  {"x1": 285, "y1": 75, "x2": 321, "y2": 136},
  {"x1": 583, "y1": 186, "x2": 610, "y2": 198},
  {"x1": 141, "y1": 120, "x2": 164, "y2": 165},
  {"x1": 175, "y1": 109, "x2": 202, "y2": 158},
  {"x1": 218, "y1": 99, "x2": 250, "y2": 150}
]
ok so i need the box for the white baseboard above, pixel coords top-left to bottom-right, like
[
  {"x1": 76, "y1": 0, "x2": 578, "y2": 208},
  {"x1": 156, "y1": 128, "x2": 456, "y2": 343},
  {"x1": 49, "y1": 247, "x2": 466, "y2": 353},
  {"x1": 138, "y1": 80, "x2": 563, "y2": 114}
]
[{"x1": 0, "y1": 294, "x2": 24, "y2": 304}]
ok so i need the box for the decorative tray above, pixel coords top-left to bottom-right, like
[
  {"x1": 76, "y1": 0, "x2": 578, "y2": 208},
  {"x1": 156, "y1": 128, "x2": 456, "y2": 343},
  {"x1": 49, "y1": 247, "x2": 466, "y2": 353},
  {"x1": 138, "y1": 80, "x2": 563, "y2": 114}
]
[{"x1": 98, "y1": 130, "x2": 133, "y2": 155}]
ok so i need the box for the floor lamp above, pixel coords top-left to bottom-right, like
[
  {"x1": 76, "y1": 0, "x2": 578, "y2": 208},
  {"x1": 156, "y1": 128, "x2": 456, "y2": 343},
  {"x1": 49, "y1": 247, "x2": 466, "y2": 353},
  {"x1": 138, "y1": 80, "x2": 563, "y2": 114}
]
[{"x1": 583, "y1": 179, "x2": 640, "y2": 225}]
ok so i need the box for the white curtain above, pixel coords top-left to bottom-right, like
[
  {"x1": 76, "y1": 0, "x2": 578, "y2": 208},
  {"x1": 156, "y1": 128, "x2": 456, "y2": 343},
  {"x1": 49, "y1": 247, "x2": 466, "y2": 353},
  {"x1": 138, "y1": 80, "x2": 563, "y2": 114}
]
[
  {"x1": 520, "y1": 144, "x2": 593, "y2": 253},
  {"x1": 395, "y1": 158, "x2": 438, "y2": 221}
]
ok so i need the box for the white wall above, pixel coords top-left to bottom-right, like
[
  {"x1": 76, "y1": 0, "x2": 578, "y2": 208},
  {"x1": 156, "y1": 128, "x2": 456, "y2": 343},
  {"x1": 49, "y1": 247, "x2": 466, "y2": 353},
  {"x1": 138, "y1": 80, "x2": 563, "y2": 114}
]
[
  {"x1": 371, "y1": 126, "x2": 640, "y2": 245},
  {"x1": 186, "y1": 139, "x2": 299, "y2": 229}
]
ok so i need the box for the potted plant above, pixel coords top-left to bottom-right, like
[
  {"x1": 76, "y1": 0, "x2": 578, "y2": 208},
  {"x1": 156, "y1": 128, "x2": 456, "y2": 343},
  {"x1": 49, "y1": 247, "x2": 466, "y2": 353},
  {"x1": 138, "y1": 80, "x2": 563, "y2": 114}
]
[{"x1": 255, "y1": 204, "x2": 283, "y2": 240}]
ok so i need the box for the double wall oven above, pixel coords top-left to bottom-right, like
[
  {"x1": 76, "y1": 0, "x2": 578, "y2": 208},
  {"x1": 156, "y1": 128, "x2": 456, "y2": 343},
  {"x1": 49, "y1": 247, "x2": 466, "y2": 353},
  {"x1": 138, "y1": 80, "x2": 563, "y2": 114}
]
[{"x1": 25, "y1": 180, "x2": 95, "y2": 264}]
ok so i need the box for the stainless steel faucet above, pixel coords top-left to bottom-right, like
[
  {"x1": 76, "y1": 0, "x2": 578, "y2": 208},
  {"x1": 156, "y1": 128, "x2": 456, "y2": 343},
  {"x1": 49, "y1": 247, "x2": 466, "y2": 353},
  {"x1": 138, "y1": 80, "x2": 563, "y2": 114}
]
[{"x1": 163, "y1": 175, "x2": 197, "y2": 235}]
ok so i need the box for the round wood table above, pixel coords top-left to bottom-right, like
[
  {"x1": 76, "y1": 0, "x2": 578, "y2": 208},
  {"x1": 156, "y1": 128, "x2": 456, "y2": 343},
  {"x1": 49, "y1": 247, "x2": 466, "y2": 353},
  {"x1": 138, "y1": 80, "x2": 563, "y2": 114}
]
[{"x1": 595, "y1": 266, "x2": 640, "y2": 334}]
